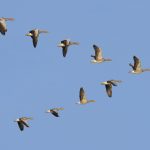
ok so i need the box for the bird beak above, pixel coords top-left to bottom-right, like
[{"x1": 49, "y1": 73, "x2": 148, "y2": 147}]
[{"x1": 25, "y1": 33, "x2": 32, "y2": 36}]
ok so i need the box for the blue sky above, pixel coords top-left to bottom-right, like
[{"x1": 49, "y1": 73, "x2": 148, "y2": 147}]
[{"x1": 1, "y1": 0, "x2": 150, "y2": 149}]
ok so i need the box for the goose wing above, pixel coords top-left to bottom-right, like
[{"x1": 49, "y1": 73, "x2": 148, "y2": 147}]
[
  {"x1": 93, "y1": 45, "x2": 102, "y2": 60},
  {"x1": 79, "y1": 87, "x2": 87, "y2": 103},
  {"x1": 107, "y1": 80, "x2": 117, "y2": 86},
  {"x1": 62, "y1": 46, "x2": 68, "y2": 57},
  {"x1": 3, "y1": 17, "x2": 14, "y2": 21},
  {"x1": 29, "y1": 30, "x2": 38, "y2": 48},
  {"x1": 61, "y1": 40, "x2": 68, "y2": 57},
  {"x1": 0, "y1": 21, "x2": 6, "y2": 35},
  {"x1": 20, "y1": 120, "x2": 29, "y2": 128},
  {"x1": 17, "y1": 121, "x2": 24, "y2": 131},
  {"x1": 0, "y1": 30, "x2": 6, "y2": 35},
  {"x1": 38, "y1": 30, "x2": 48, "y2": 34},
  {"x1": 133, "y1": 56, "x2": 141, "y2": 70},
  {"x1": 51, "y1": 110, "x2": 59, "y2": 117},
  {"x1": 105, "y1": 84, "x2": 112, "y2": 97},
  {"x1": 53, "y1": 107, "x2": 64, "y2": 111},
  {"x1": 32, "y1": 36, "x2": 38, "y2": 48},
  {"x1": 108, "y1": 80, "x2": 122, "y2": 86}
]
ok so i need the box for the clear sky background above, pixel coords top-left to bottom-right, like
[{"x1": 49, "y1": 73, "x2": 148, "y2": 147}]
[{"x1": 1, "y1": 0, "x2": 150, "y2": 149}]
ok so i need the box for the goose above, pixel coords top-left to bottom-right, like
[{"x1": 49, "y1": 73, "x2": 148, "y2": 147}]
[
  {"x1": 76, "y1": 87, "x2": 96, "y2": 104},
  {"x1": 129, "y1": 56, "x2": 150, "y2": 74},
  {"x1": 0, "y1": 17, "x2": 14, "y2": 35},
  {"x1": 46, "y1": 107, "x2": 64, "y2": 117},
  {"x1": 101, "y1": 80, "x2": 122, "y2": 97},
  {"x1": 58, "y1": 39, "x2": 79, "y2": 57},
  {"x1": 26, "y1": 29, "x2": 48, "y2": 48},
  {"x1": 14, "y1": 117, "x2": 32, "y2": 131},
  {"x1": 91, "y1": 44, "x2": 112, "y2": 63}
]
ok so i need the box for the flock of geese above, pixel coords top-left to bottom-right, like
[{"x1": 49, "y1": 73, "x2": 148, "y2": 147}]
[{"x1": 1, "y1": 17, "x2": 150, "y2": 131}]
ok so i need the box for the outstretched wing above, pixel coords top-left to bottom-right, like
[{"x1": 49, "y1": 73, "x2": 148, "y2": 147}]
[
  {"x1": 133, "y1": 56, "x2": 141, "y2": 70},
  {"x1": 29, "y1": 30, "x2": 38, "y2": 48},
  {"x1": 3, "y1": 18, "x2": 14, "y2": 21},
  {"x1": 108, "y1": 80, "x2": 122, "y2": 86},
  {"x1": 53, "y1": 107, "x2": 64, "y2": 111},
  {"x1": 79, "y1": 87, "x2": 86, "y2": 101},
  {"x1": 32, "y1": 36, "x2": 38, "y2": 48},
  {"x1": 93, "y1": 45, "x2": 103, "y2": 60},
  {"x1": 51, "y1": 110, "x2": 59, "y2": 117},
  {"x1": 62, "y1": 46, "x2": 68, "y2": 57},
  {"x1": 105, "y1": 84, "x2": 112, "y2": 97},
  {"x1": 20, "y1": 120, "x2": 29, "y2": 128},
  {"x1": 0, "y1": 21, "x2": 7, "y2": 35},
  {"x1": 0, "y1": 30, "x2": 6, "y2": 35},
  {"x1": 61, "y1": 40, "x2": 68, "y2": 57},
  {"x1": 107, "y1": 81, "x2": 117, "y2": 86},
  {"x1": 17, "y1": 122, "x2": 24, "y2": 131}
]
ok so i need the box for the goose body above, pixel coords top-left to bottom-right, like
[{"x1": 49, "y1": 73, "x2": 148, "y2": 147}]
[
  {"x1": 58, "y1": 39, "x2": 79, "y2": 57},
  {"x1": 129, "y1": 56, "x2": 150, "y2": 74},
  {"x1": 0, "y1": 17, "x2": 14, "y2": 35},
  {"x1": 76, "y1": 87, "x2": 96, "y2": 104},
  {"x1": 26, "y1": 29, "x2": 48, "y2": 48},
  {"x1": 91, "y1": 44, "x2": 112, "y2": 63},
  {"x1": 46, "y1": 107, "x2": 64, "y2": 117},
  {"x1": 14, "y1": 117, "x2": 32, "y2": 131},
  {"x1": 101, "y1": 80, "x2": 122, "y2": 97}
]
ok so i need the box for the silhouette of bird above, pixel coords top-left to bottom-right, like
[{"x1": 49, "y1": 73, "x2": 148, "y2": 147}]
[
  {"x1": 26, "y1": 29, "x2": 48, "y2": 48},
  {"x1": 76, "y1": 87, "x2": 96, "y2": 104},
  {"x1": 91, "y1": 44, "x2": 112, "y2": 63},
  {"x1": 58, "y1": 39, "x2": 79, "y2": 57},
  {"x1": 14, "y1": 117, "x2": 32, "y2": 131},
  {"x1": 0, "y1": 17, "x2": 14, "y2": 35},
  {"x1": 46, "y1": 107, "x2": 64, "y2": 117},
  {"x1": 101, "y1": 80, "x2": 122, "y2": 97},
  {"x1": 129, "y1": 56, "x2": 150, "y2": 74}
]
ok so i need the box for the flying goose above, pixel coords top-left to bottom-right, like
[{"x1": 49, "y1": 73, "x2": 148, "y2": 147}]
[
  {"x1": 129, "y1": 56, "x2": 150, "y2": 74},
  {"x1": 0, "y1": 17, "x2": 14, "y2": 35},
  {"x1": 101, "y1": 80, "x2": 122, "y2": 97},
  {"x1": 26, "y1": 29, "x2": 48, "y2": 48},
  {"x1": 58, "y1": 39, "x2": 79, "y2": 57},
  {"x1": 76, "y1": 87, "x2": 96, "y2": 104},
  {"x1": 46, "y1": 107, "x2": 64, "y2": 117},
  {"x1": 91, "y1": 44, "x2": 112, "y2": 63},
  {"x1": 14, "y1": 117, "x2": 32, "y2": 131}
]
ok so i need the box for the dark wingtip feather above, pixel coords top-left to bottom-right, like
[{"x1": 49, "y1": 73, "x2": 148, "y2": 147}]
[{"x1": 0, "y1": 31, "x2": 6, "y2": 35}]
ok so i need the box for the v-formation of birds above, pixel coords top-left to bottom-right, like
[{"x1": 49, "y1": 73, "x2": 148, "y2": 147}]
[{"x1": 1, "y1": 17, "x2": 150, "y2": 131}]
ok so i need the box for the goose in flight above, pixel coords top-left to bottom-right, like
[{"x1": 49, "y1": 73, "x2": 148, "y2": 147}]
[
  {"x1": 76, "y1": 87, "x2": 96, "y2": 104},
  {"x1": 129, "y1": 56, "x2": 150, "y2": 74},
  {"x1": 91, "y1": 44, "x2": 112, "y2": 63},
  {"x1": 14, "y1": 117, "x2": 32, "y2": 131},
  {"x1": 0, "y1": 17, "x2": 14, "y2": 35},
  {"x1": 26, "y1": 29, "x2": 48, "y2": 48},
  {"x1": 101, "y1": 80, "x2": 122, "y2": 97},
  {"x1": 46, "y1": 107, "x2": 64, "y2": 117},
  {"x1": 58, "y1": 39, "x2": 79, "y2": 57}
]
